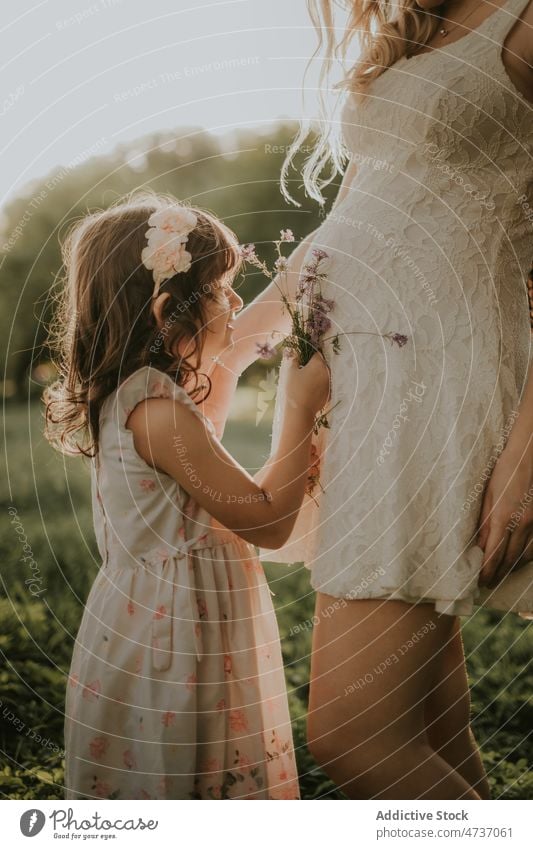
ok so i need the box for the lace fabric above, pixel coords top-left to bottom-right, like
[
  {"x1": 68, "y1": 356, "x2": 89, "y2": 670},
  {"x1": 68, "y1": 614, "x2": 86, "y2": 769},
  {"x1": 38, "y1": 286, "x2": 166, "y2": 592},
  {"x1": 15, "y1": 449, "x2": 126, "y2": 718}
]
[{"x1": 260, "y1": 0, "x2": 533, "y2": 619}]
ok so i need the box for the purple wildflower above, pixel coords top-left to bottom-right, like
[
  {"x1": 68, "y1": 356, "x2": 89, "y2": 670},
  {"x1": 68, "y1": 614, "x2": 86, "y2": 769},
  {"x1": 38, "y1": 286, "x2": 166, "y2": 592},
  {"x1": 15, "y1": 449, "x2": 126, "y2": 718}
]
[
  {"x1": 256, "y1": 341, "x2": 277, "y2": 359},
  {"x1": 239, "y1": 243, "x2": 257, "y2": 261},
  {"x1": 308, "y1": 312, "x2": 332, "y2": 338},
  {"x1": 298, "y1": 274, "x2": 316, "y2": 295},
  {"x1": 389, "y1": 333, "x2": 408, "y2": 348},
  {"x1": 274, "y1": 256, "x2": 289, "y2": 272},
  {"x1": 312, "y1": 248, "x2": 328, "y2": 261},
  {"x1": 280, "y1": 229, "x2": 295, "y2": 242},
  {"x1": 298, "y1": 260, "x2": 322, "y2": 294},
  {"x1": 307, "y1": 298, "x2": 332, "y2": 346},
  {"x1": 313, "y1": 295, "x2": 334, "y2": 313}
]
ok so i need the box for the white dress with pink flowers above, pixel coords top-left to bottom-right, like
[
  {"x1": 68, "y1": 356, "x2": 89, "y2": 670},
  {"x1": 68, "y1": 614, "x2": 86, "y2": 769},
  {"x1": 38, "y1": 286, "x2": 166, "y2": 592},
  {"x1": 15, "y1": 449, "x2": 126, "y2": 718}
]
[{"x1": 64, "y1": 365, "x2": 299, "y2": 800}]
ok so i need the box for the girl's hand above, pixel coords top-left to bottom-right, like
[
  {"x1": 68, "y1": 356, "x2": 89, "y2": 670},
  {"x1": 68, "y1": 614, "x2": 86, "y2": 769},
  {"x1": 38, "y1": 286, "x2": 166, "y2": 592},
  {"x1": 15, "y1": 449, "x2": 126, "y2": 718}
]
[
  {"x1": 284, "y1": 351, "x2": 331, "y2": 415},
  {"x1": 477, "y1": 447, "x2": 533, "y2": 588}
]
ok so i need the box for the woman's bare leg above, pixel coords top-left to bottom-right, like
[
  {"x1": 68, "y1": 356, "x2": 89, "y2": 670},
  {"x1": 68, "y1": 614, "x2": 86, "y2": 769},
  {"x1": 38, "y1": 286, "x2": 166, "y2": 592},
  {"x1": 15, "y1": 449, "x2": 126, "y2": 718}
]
[
  {"x1": 423, "y1": 617, "x2": 491, "y2": 799},
  {"x1": 307, "y1": 594, "x2": 481, "y2": 799}
]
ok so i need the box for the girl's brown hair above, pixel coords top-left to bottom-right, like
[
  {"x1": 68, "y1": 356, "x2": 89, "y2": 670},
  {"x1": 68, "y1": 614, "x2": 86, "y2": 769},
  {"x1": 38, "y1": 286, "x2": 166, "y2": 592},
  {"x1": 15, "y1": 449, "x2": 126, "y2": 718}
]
[{"x1": 43, "y1": 190, "x2": 243, "y2": 457}]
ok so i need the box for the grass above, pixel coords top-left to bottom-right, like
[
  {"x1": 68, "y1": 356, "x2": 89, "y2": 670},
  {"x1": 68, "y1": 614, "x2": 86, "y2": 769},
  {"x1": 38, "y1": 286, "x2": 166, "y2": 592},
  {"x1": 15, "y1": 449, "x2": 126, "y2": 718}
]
[{"x1": 0, "y1": 394, "x2": 532, "y2": 800}]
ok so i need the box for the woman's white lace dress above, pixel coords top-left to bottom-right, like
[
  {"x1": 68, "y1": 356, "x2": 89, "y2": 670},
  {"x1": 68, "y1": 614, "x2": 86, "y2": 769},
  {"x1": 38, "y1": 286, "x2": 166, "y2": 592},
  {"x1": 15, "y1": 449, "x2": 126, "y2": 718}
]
[{"x1": 261, "y1": 0, "x2": 533, "y2": 618}]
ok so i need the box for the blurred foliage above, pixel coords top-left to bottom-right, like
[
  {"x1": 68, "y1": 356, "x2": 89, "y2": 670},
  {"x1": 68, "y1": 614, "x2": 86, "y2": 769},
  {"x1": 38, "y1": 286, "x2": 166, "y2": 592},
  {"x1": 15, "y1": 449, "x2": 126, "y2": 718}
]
[
  {"x1": 0, "y1": 123, "x2": 336, "y2": 399},
  {"x1": 1, "y1": 400, "x2": 532, "y2": 800}
]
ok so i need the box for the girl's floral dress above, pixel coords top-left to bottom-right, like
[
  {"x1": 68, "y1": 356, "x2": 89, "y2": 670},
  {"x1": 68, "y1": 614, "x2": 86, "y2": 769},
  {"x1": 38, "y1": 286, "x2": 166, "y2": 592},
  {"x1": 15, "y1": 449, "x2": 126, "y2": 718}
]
[{"x1": 64, "y1": 366, "x2": 299, "y2": 800}]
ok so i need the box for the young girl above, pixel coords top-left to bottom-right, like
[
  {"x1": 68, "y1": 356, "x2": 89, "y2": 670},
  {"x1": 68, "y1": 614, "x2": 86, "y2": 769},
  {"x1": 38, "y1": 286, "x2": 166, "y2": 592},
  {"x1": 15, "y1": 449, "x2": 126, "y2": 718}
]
[{"x1": 44, "y1": 191, "x2": 330, "y2": 800}]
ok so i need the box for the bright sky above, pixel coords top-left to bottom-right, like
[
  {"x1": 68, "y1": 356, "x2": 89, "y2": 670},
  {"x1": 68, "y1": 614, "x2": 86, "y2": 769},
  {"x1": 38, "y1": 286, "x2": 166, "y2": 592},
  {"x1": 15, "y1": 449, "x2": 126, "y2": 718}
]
[{"x1": 0, "y1": 0, "x2": 336, "y2": 208}]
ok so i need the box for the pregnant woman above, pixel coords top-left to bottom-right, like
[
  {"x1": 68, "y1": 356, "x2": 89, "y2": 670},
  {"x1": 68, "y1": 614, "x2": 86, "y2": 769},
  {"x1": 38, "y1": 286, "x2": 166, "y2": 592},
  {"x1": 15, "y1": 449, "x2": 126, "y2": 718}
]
[{"x1": 219, "y1": 0, "x2": 533, "y2": 798}]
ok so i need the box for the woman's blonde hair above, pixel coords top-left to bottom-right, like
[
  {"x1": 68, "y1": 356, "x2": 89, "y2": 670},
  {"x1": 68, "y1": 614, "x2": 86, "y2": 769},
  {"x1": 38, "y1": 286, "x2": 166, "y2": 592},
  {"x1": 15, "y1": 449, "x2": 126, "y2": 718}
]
[
  {"x1": 280, "y1": 0, "x2": 440, "y2": 206},
  {"x1": 43, "y1": 190, "x2": 242, "y2": 457}
]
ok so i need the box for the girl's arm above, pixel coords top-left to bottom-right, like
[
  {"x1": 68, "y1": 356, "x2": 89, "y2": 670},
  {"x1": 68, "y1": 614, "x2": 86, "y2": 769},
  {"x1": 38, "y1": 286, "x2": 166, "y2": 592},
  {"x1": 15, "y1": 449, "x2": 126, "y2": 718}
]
[
  {"x1": 226, "y1": 158, "x2": 358, "y2": 375},
  {"x1": 126, "y1": 353, "x2": 330, "y2": 549}
]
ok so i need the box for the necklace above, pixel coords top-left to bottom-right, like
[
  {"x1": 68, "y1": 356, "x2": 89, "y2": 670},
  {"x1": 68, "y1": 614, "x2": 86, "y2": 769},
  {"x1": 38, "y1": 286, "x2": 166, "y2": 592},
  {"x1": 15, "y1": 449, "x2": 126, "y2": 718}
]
[{"x1": 437, "y1": 0, "x2": 485, "y2": 37}]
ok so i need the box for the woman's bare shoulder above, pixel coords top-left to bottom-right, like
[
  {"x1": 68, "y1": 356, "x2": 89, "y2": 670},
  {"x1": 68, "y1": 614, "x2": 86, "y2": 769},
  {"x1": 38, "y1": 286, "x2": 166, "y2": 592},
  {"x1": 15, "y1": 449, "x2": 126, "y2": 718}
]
[{"x1": 501, "y1": 0, "x2": 533, "y2": 103}]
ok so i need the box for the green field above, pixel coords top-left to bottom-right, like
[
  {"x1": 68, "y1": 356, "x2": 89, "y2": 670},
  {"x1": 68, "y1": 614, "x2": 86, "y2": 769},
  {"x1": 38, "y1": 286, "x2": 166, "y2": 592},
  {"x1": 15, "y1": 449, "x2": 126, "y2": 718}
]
[{"x1": 1, "y1": 395, "x2": 532, "y2": 800}]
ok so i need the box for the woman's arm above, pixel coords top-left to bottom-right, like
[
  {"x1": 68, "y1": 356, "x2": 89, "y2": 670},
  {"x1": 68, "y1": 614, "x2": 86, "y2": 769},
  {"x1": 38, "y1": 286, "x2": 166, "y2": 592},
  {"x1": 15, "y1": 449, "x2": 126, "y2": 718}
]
[
  {"x1": 126, "y1": 353, "x2": 330, "y2": 549},
  {"x1": 477, "y1": 353, "x2": 533, "y2": 587},
  {"x1": 225, "y1": 158, "x2": 358, "y2": 375}
]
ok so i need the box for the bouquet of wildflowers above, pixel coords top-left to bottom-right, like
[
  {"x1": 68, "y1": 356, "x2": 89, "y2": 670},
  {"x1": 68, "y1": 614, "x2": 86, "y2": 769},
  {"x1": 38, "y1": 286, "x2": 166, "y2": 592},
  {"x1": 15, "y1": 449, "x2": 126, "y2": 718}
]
[
  {"x1": 239, "y1": 230, "x2": 408, "y2": 498},
  {"x1": 239, "y1": 229, "x2": 407, "y2": 409},
  {"x1": 240, "y1": 231, "x2": 338, "y2": 369}
]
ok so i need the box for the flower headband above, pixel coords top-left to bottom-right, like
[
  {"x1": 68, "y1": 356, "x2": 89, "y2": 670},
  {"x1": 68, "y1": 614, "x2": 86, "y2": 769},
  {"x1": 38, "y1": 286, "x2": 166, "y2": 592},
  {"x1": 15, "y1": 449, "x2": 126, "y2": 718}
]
[{"x1": 141, "y1": 206, "x2": 198, "y2": 299}]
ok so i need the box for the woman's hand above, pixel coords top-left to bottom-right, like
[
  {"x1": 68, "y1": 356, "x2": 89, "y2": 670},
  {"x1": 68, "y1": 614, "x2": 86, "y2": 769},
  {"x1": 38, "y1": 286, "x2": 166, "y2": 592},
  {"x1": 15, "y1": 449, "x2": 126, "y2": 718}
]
[{"x1": 477, "y1": 446, "x2": 533, "y2": 589}]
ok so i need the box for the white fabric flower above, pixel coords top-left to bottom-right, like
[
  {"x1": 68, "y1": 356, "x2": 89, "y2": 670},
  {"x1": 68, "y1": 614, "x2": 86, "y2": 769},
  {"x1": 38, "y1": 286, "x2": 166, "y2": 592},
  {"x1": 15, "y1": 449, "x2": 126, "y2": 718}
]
[{"x1": 141, "y1": 206, "x2": 198, "y2": 294}]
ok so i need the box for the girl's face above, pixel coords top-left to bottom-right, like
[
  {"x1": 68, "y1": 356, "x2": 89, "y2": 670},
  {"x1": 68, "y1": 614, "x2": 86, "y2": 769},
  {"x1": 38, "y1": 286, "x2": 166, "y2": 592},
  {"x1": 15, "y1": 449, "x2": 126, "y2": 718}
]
[
  {"x1": 199, "y1": 280, "x2": 244, "y2": 364},
  {"x1": 152, "y1": 277, "x2": 244, "y2": 371}
]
